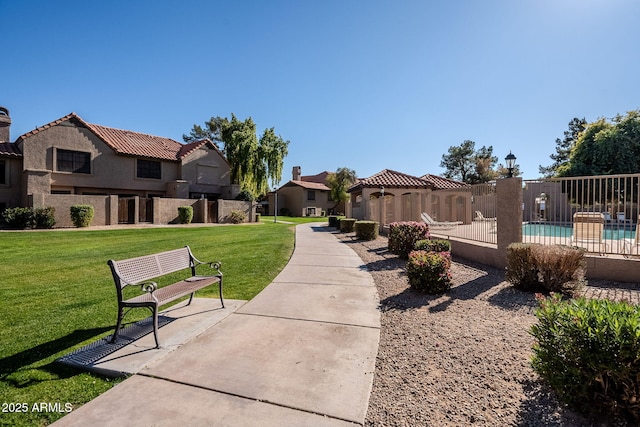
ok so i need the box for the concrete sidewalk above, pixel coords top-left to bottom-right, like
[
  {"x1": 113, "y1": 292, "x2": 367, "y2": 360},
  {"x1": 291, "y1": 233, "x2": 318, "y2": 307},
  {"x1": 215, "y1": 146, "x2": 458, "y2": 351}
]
[{"x1": 53, "y1": 223, "x2": 380, "y2": 426}]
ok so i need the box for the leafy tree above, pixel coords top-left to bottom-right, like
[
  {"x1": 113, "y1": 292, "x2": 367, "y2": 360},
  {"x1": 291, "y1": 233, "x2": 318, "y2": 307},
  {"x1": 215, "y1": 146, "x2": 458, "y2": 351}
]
[
  {"x1": 185, "y1": 114, "x2": 289, "y2": 196},
  {"x1": 440, "y1": 140, "x2": 476, "y2": 183},
  {"x1": 183, "y1": 116, "x2": 227, "y2": 146},
  {"x1": 557, "y1": 110, "x2": 640, "y2": 177},
  {"x1": 326, "y1": 167, "x2": 357, "y2": 211},
  {"x1": 471, "y1": 145, "x2": 499, "y2": 184},
  {"x1": 539, "y1": 117, "x2": 587, "y2": 177},
  {"x1": 258, "y1": 127, "x2": 289, "y2": 193},
  {"x1": 440, "y1": 140, "x2": 502, "y2": 184}
]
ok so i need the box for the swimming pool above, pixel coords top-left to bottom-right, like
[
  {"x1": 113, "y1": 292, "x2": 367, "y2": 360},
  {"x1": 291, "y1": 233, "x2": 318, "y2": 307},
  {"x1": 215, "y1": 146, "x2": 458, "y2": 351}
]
[{"x1": 522, "y1": 223, "x2": 636, "y2": 240}]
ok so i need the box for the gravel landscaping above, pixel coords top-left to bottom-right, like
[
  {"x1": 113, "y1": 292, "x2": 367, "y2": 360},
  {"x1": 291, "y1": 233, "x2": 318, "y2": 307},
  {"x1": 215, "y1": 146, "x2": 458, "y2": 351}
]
[{"x1": 335, "y1": 232, "x2": 638, "y2": 427}]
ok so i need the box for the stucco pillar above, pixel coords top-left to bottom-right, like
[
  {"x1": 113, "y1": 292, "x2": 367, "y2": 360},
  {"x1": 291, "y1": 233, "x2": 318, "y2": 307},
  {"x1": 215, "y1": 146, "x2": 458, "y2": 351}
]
[
  {"x1": 109, "y1": 195, "x2": 119, "y2": 225},
  {"x1": 496, "y1": 177, "x2": 523, "y2": 267}
]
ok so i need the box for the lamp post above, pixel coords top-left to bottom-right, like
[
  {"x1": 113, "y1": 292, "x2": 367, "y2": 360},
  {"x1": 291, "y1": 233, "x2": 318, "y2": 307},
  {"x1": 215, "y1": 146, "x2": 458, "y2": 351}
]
[{"x1": 505, "y1": 151, "x2": 517, "y2": 178}]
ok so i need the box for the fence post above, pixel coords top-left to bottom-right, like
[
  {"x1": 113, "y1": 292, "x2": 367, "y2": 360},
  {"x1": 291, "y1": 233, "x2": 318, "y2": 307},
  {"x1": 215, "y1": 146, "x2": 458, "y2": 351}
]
[{"x1": 496, "y1": 177, "x2": 523, "y2": 268}]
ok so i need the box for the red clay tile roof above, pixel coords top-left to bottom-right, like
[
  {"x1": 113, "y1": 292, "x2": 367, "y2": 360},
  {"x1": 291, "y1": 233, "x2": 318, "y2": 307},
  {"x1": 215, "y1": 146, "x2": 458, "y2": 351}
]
[
  {"x1": 301, "y1": 171, "x2": 330, "y2": 184},
  {"x1": 0, "y1": 142, "x2": 22, "y2": 157},
  {"x1": 16, "y1": 112, "x2": 225, "y2": 163},
  {"x1": 349, "y1": 169, "x2": 432, "y2": 191},
  {"x1": 283, "y1": 180, "x2": 330, "y2": 191},
  {"x1": 420, "y1": 174, "x2": 468, "y2": 190}
]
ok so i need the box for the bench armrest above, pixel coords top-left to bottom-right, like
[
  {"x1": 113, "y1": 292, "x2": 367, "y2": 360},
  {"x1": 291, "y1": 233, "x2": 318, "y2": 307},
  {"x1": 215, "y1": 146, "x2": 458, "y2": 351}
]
[
  {"x1": 203, "y1": 261, "x2": 223, "y2": 277},
  {"x1": 140, "y1": 281, "x2": 159, "y2": 303},
  {"x1": 193, "y1": 258, "x2": 223, "y2": 277}
]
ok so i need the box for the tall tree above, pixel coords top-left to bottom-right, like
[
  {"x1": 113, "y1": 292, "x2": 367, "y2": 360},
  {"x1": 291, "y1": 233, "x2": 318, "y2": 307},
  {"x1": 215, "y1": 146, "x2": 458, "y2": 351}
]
[
  {"x1": 441, "y1": 140, "x2": 502, "y2": 184},
  {"x1": 558, "y1": 110, "x2": 640, "y2": 177},
  {"x1": 183, "y1": 116, "x2": 227, "y2": 146},
  {"x1": 185, "y1": 114, "x2": 289, "y2": 197},
  {"x1": 440, "y1": 140, "x2": 476, "y2": 183},
  {"x1": 539, "y1": 117, "x2": 587, "y2": 177},
  {"x1": 258, "y1": 127, "x2": 290, "y2": 193},
  {"x1": 326, "y1": 167, "x2": 357, "y2": 211},
  {"x1": 470, "y1": 145, "x2": 499, "y2": 184}
]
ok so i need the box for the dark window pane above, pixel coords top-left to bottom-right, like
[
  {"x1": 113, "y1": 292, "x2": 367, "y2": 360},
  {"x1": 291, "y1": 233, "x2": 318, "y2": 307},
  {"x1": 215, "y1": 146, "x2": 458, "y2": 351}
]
[{"x1": 137, "y1": 159, "x2": 161, "y2": 179}]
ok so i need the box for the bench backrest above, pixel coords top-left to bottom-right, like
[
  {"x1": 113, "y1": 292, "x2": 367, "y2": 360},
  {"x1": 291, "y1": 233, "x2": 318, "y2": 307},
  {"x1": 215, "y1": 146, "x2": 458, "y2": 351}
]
[{"x1": 109, "y1": 246, "x2": 194, "y2": 289}]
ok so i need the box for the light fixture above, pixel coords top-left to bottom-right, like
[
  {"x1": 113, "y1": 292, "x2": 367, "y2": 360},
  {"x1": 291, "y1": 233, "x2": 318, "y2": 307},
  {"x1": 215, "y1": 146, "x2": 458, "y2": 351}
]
[{"x1": 505, "y1": 151, "x2": 516, "y2": 178}]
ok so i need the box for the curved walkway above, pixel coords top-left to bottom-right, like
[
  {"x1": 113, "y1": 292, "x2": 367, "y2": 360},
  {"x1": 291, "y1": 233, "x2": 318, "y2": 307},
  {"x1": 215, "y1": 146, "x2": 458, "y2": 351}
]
[{"x1": 54, "y1": 223, "x2": 380, "y2": 426}]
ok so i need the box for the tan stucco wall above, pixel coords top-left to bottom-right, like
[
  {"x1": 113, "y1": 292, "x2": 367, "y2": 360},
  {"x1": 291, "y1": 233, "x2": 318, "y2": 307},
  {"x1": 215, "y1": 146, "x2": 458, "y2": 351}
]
[
  {"x1": 351, "y1": 187, "x2": 473, "y2": 225},
  {"x1": 22, "y1": 124, "x2": 179, "y2": 195},
  {"x1": 276, "y1": 185, "x2": 331, "y2": 216},
  {"x1": 218, "y1": 200, "x2": 253, "y2": 223},
  {"x1": 33, "y1": 193, "x2": 114, "y2": 228},
  {"x1": 0, "y1": 157, "x2": 23, "y2": 208},
  {"x1": 181, "y1": 145, "x2": 231, "y2": 196}
]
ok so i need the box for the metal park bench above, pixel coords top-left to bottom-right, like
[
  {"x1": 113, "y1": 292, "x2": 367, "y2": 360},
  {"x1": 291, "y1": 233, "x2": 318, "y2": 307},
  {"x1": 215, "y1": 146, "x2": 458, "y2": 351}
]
[{"x1": 108, "y1": 246, "x2": 223, "y2": 348}]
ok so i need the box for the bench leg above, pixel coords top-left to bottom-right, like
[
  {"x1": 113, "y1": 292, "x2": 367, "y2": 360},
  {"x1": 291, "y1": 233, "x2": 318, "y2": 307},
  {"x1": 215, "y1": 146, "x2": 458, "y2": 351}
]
[
  {"x1": 219, "y1": 276, "x2": 224, "y2": 308},
  {"x1": 110, "y1": 306, "x2": 125, "y2": 344},
  {"x1": 152, "y1": 306, "x2": 160, "y2": 349}
]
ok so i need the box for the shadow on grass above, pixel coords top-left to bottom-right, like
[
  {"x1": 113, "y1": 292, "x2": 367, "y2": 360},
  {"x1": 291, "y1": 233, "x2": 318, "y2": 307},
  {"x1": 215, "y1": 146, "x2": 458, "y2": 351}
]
[{"x1": 0, "y1": 326, "x2": 113, "y2": 385}]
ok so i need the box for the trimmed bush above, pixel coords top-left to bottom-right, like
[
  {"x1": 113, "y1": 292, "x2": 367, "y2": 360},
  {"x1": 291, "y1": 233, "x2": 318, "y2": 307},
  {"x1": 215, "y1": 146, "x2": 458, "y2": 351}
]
[
  {"x1": 531, "y1": 294, "x2": 640, "y2": 422},
  {"x1": 339, "y1": 218, "x2": 356, "y2": 232},
  {"x1": 178, "y1": 206, "x2": 193, "y2": 224},
  {"x1": 506, "y1": 243, "x2": 586, "y2": 296},
  {"x1": 414, "y1": 239, "x2": 451, "y2": 252},
  {"x1": 328, "y1": 215, "x2": 344, "y2": 228},
  {"x1": 228, "y1": 209, "x2": 247, "y2": 224},
  {"x1": 34, "y1": 207, "x2": 56, "y2": 229},
  {"x1": 1, "y1": 207, "x2": 35, "y2": 229},
  {"x1": 235, "y1": 190, "x2": 255, "y2": 201},
  {"x1": 505, "y1": 243, "x2": 543, "y2": 292},
  {"x1": 355, "y1": 221, "x2": 379, "y2": 240},
  {"x1": 406, "y1": 250, "x2": 452, "y2": 294},
  {"x1": 1, "y1": 207, "x2": 56, "y2": 229},
  {"x1": 388, "y1": 221, "x2": 430, "y2": 259},
  {"x1": 70, "y1": 205, "x2": 94, "y2": 228}
]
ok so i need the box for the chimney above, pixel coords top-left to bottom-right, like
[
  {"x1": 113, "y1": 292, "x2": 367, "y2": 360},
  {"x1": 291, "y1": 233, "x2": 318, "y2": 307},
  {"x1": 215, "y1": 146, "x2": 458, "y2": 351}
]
[
  {"x1": 0, "y1": 107, "x2": 10, "y2": 142},
  {"x1": 292, "y1": 166, "x2": 301, "y2": 181}
]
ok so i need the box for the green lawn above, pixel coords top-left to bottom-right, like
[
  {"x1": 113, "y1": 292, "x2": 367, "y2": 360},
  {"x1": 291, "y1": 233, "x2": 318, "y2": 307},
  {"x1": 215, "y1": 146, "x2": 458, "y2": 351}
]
[
  {"x1": 0, "y1": 222, "x2": 295, "y2": 426},
  {"x1": 260, "y1": 215, "x2": 329, "y2": 224}
]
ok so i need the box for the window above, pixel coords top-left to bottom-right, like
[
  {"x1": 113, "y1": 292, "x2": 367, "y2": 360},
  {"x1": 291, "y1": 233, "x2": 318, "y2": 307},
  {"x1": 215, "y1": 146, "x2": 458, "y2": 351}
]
[
  {"x1": 307, "y1": 190, "x2": 316, "y2": 201},
  {"x1": 137, "y1": 159, "x2": 161, "y2": 179},
  {"x1": 0, "y1": 160, "x2": 5, "y2": 184},
  {"x1": 57, "y1": 149, "x2": 91, "y2": 174}
]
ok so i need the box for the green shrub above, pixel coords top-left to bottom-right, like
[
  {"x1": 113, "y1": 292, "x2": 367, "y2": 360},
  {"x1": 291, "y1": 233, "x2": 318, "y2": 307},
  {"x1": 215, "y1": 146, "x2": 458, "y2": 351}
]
[
  {"x1": 388, "y1": 221, "x2": 430, "y2": 259},
  {"x1": 235, "y1": 190, "x2": 255, "y2": 201},
  {"x1": 339, "y1": 218, "x2": 356, "y2": 232},
  {"x1": 531, "y1": 294, "x2": 640, "y2": 422},
  {"x1": 228, "y1": 209, "x2": 247, "y2": 224},
  {"x1": 505, "y1": 243, "x2": 543, "y2": 292},
  {"x1": 506, "y1": 243, "x2": 586, "y2": 296},
  {"x1": 406, "y1": 249, "x2": 452, "y2": 294},
  {"x1": 328, "y1": 215, "x2": 344, "y2": 228},
  {"x1": 70, "y1": 205, "x2": 94, "y2": 228},
  {"x1": 34, "y1": 207, "x2": 56, "y2": 229},
  {"x1": 178, "y1": 206, "x2": 193, "y2": 224},
  {"x1": 1, "y1": 207, "x2": 35, "y2": 229},
  {"x1": 355, "y1": 221, "x2": 379, "y2": 240},
  {"x1": 415, "y1": 239, "x2": 451, "y2": 252}
]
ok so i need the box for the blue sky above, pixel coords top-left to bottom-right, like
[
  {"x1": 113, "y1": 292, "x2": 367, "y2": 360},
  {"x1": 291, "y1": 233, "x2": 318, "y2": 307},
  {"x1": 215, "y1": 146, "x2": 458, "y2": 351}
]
[{"x1": 3, "y1": 0, "x2": 640, "y2": 185}]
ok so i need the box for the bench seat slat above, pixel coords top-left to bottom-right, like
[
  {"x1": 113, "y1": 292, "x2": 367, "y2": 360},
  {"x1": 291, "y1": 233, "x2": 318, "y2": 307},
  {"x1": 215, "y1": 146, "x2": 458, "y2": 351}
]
[{"x1": 123, "y1": 276, "x2": 221, "y2": 305}]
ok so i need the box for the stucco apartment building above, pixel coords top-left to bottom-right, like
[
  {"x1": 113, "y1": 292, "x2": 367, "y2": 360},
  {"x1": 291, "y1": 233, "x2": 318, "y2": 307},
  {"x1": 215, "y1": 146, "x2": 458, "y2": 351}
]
[
  {"x1": 0, "y1": 108, "x2": 247, "y2": 226},
  {"x1": 268, "y1": 166, "x2": 346, "y2": 217},
  {"x1": 347, "y1": 169, "x2": 470, "y2": 224}
]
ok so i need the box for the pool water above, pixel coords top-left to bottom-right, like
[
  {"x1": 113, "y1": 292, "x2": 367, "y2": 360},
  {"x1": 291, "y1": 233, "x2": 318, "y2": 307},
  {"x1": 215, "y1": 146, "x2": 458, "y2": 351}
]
[{"x1": 522, "y1": 223, "x2": 635, "y2": 240}]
